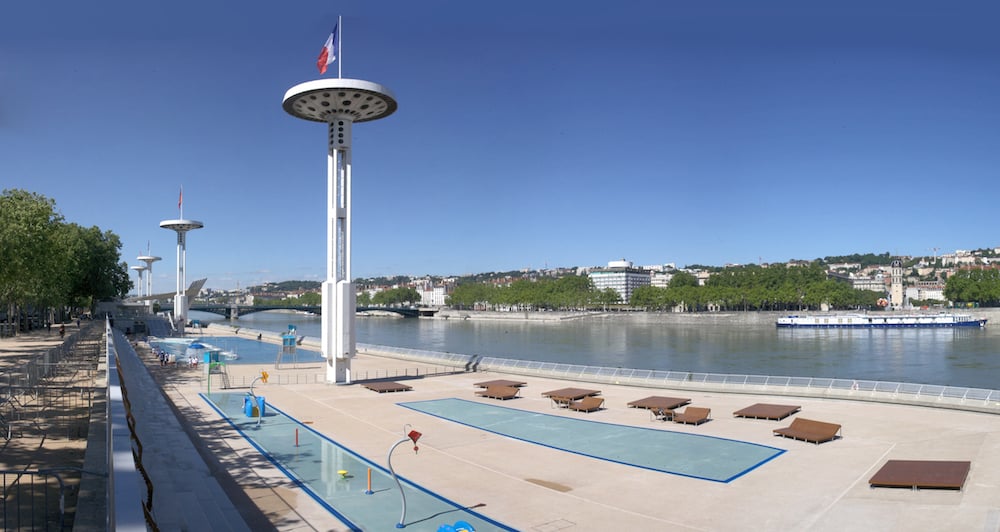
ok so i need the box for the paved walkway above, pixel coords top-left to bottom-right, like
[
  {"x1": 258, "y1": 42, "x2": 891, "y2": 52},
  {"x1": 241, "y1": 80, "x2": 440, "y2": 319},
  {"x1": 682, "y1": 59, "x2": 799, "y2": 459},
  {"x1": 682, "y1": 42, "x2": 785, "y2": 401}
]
[{"x1": 143, "y1": 337, "x2": 1000, "y2": 532}]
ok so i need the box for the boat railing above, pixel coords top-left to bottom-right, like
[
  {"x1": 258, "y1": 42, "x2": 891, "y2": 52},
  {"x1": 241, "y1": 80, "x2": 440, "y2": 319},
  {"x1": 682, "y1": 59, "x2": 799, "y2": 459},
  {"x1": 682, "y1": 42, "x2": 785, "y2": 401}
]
[{"x1": 358, "y1": 343, "x2": 1000, "y2": 415}]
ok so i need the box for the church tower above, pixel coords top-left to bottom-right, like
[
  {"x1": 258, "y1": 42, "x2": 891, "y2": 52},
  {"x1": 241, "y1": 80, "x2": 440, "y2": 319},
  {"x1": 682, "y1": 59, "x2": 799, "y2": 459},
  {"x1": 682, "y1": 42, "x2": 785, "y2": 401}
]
[{"x1": 890, "y1": 259, "x2": 904, "y2": 310}]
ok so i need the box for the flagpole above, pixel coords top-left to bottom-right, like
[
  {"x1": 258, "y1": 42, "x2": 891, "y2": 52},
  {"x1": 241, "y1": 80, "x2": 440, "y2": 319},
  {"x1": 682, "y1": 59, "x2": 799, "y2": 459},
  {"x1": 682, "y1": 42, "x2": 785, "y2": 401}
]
[{"x1": 338, "y1": 15, "x2": 343, "y2": 79}]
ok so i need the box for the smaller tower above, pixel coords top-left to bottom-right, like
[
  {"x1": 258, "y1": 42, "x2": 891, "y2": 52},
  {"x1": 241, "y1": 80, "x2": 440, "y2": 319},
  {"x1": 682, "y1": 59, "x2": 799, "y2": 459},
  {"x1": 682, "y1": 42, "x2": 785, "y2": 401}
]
[
  {"x1": 130, "y1": 265, "x2": 147, "y2": 299},
  {"x1": 159, "y1": 219, "x2": 203, "y2": 327},
  {"x1": 137, "y1": 253, "x2": 161, "y2": 312}
]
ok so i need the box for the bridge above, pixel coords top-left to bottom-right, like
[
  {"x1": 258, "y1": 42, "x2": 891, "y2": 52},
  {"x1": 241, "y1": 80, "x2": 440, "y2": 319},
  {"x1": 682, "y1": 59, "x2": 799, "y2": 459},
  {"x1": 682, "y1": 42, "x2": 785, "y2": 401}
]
[{"x1": 159, "y1": 303, "x2": 436, "y2": 319}]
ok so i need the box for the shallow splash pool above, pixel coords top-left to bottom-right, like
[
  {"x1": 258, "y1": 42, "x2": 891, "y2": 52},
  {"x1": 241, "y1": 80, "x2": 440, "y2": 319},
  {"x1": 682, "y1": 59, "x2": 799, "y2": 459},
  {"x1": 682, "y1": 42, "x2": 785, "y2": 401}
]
[{"x1": 202, "y1": 392, "x2": 514, "y2": 531}]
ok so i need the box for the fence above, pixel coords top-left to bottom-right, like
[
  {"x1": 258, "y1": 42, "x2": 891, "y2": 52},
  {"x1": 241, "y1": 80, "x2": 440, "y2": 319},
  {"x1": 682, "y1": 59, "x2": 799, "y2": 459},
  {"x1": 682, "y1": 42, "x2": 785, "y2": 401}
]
[{"x1": 358, "y1": 343, "x2": 1000, "y2": 414}]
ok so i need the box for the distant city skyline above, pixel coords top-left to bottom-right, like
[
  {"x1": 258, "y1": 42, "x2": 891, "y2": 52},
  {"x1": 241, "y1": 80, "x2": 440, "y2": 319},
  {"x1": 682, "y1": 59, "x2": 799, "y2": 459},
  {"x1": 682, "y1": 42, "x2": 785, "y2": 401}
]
[{"x1": 5, "y1": 2, "x2": 1000, "y2": 293}]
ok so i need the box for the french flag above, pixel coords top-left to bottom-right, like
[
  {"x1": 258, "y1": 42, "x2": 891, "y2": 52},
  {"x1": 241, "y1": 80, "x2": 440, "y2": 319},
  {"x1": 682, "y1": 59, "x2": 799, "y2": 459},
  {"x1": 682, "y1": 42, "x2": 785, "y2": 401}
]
[{"x1": 317, "y1": 25, "x2": 338, "y2": 75}]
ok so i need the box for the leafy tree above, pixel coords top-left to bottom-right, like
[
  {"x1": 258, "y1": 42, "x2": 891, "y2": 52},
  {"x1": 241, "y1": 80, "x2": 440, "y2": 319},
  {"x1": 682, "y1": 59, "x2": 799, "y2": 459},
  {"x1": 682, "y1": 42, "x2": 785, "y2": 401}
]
[{"x1": 0, "y1": 189, "x2": 130, "y2": 332}]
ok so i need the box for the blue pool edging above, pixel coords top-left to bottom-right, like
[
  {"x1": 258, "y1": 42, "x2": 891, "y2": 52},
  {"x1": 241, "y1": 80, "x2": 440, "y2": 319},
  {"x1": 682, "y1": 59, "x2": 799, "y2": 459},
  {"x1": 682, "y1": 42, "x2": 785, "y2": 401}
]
[{"x1": 399, "y1": 397, "x2": 787, "y2": 484}]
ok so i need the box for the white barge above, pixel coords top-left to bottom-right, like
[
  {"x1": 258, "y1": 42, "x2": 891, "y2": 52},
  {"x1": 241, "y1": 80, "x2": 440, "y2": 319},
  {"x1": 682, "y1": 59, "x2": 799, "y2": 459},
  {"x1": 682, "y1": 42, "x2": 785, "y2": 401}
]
[{"x1": 776, "y1": 313, "x2": 987, "y2": 328}]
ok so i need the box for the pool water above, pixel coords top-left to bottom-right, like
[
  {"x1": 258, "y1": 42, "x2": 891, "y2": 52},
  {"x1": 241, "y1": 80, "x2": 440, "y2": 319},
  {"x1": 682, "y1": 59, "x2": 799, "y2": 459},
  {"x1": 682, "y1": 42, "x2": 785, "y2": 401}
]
[
  {"x1": 400, "y1": 398, "x2": 785, "y2": 483},
  {"x1": 150, "y1": 336, "x2": 324, "y2": 365}
]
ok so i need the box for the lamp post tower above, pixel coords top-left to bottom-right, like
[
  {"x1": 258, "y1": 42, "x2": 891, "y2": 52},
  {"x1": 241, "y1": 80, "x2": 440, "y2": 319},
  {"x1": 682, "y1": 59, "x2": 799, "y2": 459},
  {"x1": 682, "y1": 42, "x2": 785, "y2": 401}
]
[
  {"x1": 159, "y1": 219, "x2": 203, "y2": 328},
  {"x1": 130, "y1": 265, "x2": 147, "y2": 299},
  {"x1": 282, "y1": 79, "x2": 397, "y2": 384},
  {"x1": 137, "y1": 253, "x2": 161, "y2": 312}
]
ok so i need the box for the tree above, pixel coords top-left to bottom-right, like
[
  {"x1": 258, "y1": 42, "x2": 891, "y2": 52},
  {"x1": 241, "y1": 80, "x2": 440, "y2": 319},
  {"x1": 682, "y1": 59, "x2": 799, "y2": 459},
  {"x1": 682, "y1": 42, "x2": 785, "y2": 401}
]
[{"x1": 0, "y1": 189, "x2": 131, "y2": 332}]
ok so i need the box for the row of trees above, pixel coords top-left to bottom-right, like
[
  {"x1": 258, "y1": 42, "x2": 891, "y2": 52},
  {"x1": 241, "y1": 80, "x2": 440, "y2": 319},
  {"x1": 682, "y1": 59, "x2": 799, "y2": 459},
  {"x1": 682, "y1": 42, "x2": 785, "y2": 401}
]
[
  {"x1": 0, "y1": 189, "x2": 132, "y2": 330},
  {"x1": 445, "y1": 262, "x2": 888, "y2": 312},
  {"x1": 943, "y1": 269, "x2": 1000, "y2": 306},
  {"x1": 448, "y1": 276, "x2": 614, "y2": 310},
  {"x1": 633, "y1": 263, "x2": 884, "y2": 311}
]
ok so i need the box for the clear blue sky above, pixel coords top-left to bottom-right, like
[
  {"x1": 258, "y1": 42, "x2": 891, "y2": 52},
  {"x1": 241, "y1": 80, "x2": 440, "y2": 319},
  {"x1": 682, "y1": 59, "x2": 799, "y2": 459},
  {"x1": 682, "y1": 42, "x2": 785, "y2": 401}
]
[{"x1": 4, "y1": 1, "x2": 1000, "y2": 292}]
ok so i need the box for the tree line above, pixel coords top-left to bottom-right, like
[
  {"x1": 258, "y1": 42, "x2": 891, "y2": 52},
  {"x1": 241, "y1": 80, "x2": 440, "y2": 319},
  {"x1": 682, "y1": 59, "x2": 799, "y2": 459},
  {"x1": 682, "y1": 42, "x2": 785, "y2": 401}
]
[
  {"x1": 0, "y1": 189, "x2": 131, "y2": 331},
  {"x1": 445, "y1": 262, "x2": 887, "y2": 311},
  {"x1": 944, "y1": 269, "x2": 1000, "y2": 307}
]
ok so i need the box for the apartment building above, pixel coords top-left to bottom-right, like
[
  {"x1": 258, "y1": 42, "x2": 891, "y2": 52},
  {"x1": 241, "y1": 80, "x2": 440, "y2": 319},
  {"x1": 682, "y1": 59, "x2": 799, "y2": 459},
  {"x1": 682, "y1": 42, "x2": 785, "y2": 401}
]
[{"x1": 588, "y1": 259, "x2": 651, "y2": 303}]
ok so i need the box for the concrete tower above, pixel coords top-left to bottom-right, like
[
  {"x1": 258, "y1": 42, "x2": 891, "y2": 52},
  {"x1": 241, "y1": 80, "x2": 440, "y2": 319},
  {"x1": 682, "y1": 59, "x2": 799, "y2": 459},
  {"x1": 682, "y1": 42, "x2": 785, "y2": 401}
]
[
  {"x1": 130, "y1": 265, "x2": 147, "y2": 299},
  {"x1": 890, "y1": 259, "x2": 904, "y2": 310},
  {"x1": 137, "y1": 253, "x2": 161, "y2": 312},
  {"x1": 282, "y1": 79, "x2": 397, "y2": 384},
  {"x1": 159, "y1": 219, "x2": 203, "y2": 327}
]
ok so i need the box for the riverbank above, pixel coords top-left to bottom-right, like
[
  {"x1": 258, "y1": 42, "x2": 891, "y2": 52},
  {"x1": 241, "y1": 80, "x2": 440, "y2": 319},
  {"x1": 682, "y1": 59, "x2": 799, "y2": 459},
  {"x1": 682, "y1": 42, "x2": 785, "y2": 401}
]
[{"x1": 430, "y1": 308, "x2": 1000, "y2": 326}]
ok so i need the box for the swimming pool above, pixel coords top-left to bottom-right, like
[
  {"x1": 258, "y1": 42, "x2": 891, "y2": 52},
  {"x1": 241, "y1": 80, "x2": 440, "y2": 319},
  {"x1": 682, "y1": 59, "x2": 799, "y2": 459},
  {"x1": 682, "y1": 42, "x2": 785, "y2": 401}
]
[
  {"x1": 150, "y1": 336, "x2": 324, "y2": 365},
  {"x1": 400, "y1": 398, "x2": 785, "y2": 483},
  {"x1": 202, "y1": 392, "x2": 514, "y2": 531}
]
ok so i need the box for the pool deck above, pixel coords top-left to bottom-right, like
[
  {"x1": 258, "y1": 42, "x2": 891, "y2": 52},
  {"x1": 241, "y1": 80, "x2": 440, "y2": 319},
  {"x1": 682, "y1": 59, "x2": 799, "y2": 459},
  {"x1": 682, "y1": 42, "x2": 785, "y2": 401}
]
[{"x1": 144, "y1": 343, "x2": 1000, "y2": 532}]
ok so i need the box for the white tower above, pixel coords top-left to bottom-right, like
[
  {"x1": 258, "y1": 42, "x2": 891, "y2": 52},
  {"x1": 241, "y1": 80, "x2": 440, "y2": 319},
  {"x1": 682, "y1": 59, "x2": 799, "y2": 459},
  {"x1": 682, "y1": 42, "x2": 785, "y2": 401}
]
[
  {"x1": 129, "y1": 265, "x2": 147, "y2": 299},
  {"x1": 137, "y1": 253, "x2": 161, "y2": 312},
  {"x1": 282, "y1": 79, "x2": 397, "y2": 384},
  {"x1": 159, "y1": 219, "x2": 203, "y2": 327}
]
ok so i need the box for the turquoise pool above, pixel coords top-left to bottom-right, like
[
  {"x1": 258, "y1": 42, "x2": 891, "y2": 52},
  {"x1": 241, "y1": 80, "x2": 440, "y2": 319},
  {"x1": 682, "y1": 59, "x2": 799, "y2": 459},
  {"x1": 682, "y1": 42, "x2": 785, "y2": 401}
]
[{"x1": 400, "y1": 398, "x2": 785, "y2": 483}]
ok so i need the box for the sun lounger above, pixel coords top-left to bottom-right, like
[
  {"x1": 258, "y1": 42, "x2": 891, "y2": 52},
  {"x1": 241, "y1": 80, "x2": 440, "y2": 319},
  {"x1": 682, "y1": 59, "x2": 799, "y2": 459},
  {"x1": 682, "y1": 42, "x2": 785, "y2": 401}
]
[
  {"x1": 362, "y1": 381, "x2": 413, "y2": 393},
  {"x1": 627, "y1": 396, "x2": 691, "y2": 411},
  {"x1": 542, "y1": 387, "x2": 600, "y2": 408},
  {"x1": 869, "y1": 460, "x2": 971, "y2": 490},
  {"x1": 733, "y1": 403, "x2": 801, "y2": 420},
  {"x1": 566, "y1": 396, "x2": 604, "y2": 413},
  {"x1": 773, "y1": 417, "x2": 841, "y2": 444},
  {"x1": 672, "y1": 406, "x2": 711, "y2": 425},
  {"x1": 650, "y1": 407, "x2": 674, "y2": 421},
  {"x1": 475, "y1": 385, "x2": 521, "y2": 400}
]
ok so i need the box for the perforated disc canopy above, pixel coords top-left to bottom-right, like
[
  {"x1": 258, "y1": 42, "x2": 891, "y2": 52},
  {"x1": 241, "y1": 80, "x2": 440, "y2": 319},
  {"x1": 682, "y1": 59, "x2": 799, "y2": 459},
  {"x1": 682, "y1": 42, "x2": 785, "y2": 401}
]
[
  {"x1": 282, "y1": 79, "x2": 397, "y2": 123},
  {"x1": 159, "y1": 219, "x2": 204, "y2": 232}
]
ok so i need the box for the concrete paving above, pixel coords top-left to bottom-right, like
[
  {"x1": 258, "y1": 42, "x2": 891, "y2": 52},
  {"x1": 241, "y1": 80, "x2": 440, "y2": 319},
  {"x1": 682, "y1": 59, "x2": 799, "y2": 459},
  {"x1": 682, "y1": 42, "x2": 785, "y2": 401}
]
[{"x1": 145, "y1": 342, "x2": 1000, "y2": 532}]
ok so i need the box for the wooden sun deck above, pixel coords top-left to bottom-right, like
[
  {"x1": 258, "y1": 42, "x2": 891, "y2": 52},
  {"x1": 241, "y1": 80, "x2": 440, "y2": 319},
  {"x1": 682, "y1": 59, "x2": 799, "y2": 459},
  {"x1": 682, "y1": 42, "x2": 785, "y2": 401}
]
[
  {"x1": 362, "y1": 381, "x2": 413, "y2": 393},
  {"x1": 474, "y1": 379, "x2": 527, "y2": 388},
  {"x1": 733, "y1": 403, "x2": 801, "y2": 420},
  {"x1": 626, "y1": 396, "x2": 691, "y2": 411},
  {"x1": 869, "y1": 460, "x2": 972, "y2": 490}
]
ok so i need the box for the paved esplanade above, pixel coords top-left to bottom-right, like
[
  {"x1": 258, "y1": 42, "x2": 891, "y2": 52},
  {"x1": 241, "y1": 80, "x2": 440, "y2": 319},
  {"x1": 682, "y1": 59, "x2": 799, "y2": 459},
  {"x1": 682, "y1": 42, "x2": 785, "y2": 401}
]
[{"x1": 140, "y1": 335, "x2": 1000, "y2": 531}]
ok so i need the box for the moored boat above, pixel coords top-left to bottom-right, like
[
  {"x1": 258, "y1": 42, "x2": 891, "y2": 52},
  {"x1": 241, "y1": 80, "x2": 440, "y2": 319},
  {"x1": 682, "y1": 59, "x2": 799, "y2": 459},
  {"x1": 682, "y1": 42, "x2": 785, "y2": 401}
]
[{"x1": 776, "y1": 313, "x2": 987, "y2": 328}]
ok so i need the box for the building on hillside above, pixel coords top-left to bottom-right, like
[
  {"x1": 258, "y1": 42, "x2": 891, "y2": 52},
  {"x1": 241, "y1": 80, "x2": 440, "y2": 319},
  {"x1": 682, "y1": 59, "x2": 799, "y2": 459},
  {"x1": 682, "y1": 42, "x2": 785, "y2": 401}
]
[
  {"x1": 650, "y1": 272, "x2": 673, "y2": 288},
  {"x1": 588, "y1": 259, "x2": 651, "y2": 304},
  {"x1": 419, "y1": 286, "x2": 450, "y2": 307},
  {"x1": 850, "y1": 275, "x2": 888, "y2": 292}
]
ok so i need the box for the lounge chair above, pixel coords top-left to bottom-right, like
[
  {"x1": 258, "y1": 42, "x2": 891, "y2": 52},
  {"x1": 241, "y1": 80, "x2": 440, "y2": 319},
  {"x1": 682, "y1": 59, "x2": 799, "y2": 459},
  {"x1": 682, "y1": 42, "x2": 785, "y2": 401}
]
[
  {"x1": 672, "y1": 406, "x2": 711, "y2": 425},
  {"x1": 475, "y1": 385, "x2": 521, "y2": 400},
  {"x1": 650, "y1": 407, "x2": 674, "y2": 421},
  {"x1": 773, "y1": 417, "x2": 841, "y2": 444},
  {"x1": 567, "y1": 396, "x2": 604, "y2": 413}
]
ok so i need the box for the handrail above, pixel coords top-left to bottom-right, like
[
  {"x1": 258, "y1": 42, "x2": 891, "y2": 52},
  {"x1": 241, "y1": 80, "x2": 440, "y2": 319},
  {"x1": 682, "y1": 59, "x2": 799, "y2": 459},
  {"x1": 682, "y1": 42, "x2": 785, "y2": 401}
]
[{"x1": 358, "y1": 342, "x2": 1000, "y2": 415}]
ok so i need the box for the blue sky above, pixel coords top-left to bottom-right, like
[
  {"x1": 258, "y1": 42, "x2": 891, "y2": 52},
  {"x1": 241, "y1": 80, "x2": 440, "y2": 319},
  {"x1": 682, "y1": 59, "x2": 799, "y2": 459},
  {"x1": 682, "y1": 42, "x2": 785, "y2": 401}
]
[{"x1": 3, "y1": 2, "x2": 1000, "y2": 292}]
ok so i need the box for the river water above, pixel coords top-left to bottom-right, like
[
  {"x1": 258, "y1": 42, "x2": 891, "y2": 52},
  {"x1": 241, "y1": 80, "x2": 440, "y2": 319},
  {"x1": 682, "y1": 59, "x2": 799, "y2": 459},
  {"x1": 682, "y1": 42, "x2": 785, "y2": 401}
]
[{"x1": 188, "y1": 311, "x2": 1000, "y2": 390}]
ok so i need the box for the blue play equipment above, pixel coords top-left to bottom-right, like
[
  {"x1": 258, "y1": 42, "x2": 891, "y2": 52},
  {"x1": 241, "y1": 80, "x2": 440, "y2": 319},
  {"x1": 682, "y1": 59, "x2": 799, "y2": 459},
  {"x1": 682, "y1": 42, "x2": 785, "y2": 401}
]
[
  {"x1": 243, "y1": 395, "x2": 266, "y2": 418},
  {"x1": 437, "y1": 521, "x2": 475, "y2": 532}
]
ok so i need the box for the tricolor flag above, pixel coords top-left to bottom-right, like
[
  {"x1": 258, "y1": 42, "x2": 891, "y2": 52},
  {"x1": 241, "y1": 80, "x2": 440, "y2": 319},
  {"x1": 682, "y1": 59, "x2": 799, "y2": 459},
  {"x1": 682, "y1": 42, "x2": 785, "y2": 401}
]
[
  {"x1": 178, "y1": 186, "x2": 183, "y2": 209},
  {"x1": 317, "y1": 25, "x2": 338, "y2": 75}
]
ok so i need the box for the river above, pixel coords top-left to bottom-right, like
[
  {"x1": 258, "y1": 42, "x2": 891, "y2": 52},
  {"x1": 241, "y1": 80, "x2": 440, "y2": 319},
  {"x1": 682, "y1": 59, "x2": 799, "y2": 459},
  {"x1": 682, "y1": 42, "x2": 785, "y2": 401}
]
[{"x1": 188, "y1": 310, "x2": 1000, "y2": 389}]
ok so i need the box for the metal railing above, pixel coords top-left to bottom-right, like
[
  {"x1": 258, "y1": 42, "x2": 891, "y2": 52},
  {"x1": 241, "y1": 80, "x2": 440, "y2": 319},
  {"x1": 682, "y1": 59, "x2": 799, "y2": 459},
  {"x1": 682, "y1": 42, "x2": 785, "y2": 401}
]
[{"x1": 358, "y1": 343, "x2": 1000, "y2": 414}]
